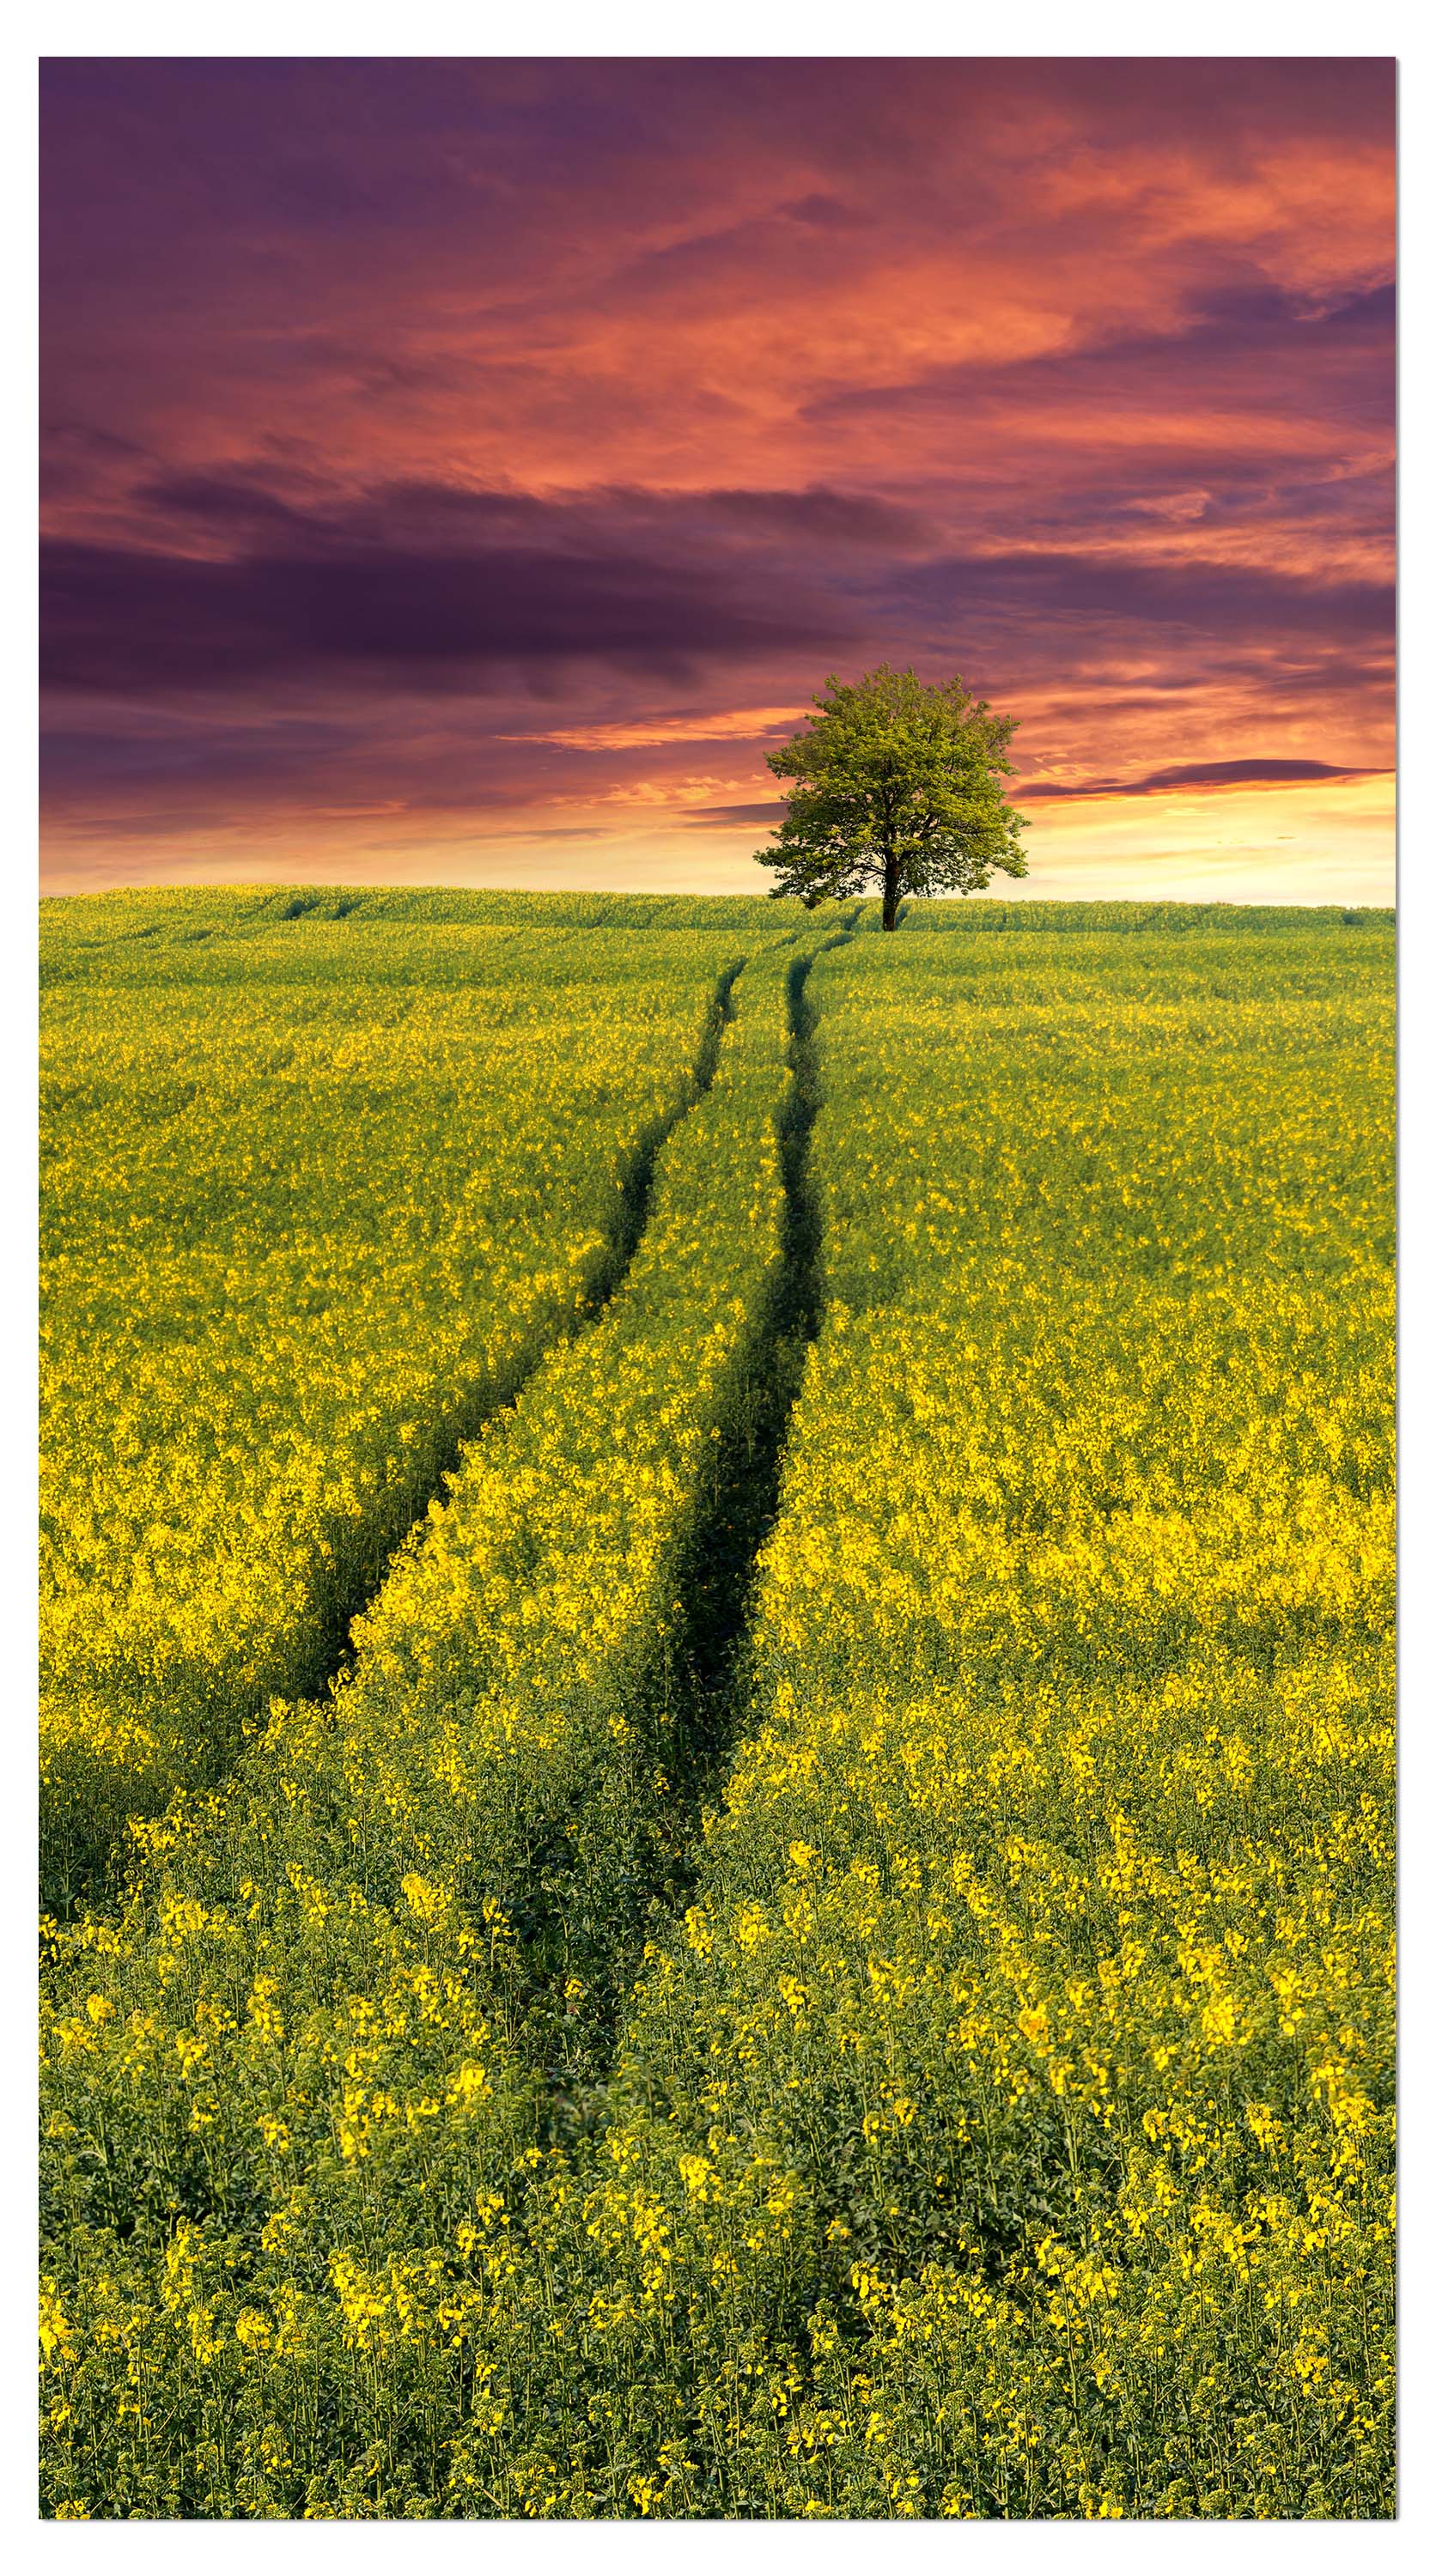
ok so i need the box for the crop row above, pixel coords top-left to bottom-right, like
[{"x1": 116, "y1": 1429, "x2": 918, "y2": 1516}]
[
  {"x1": 900, "y1": 900, "x2": 1393, "y2": 936},
  {"x1": 40, "y1": 884, "x2": 806, "y2": 951}
]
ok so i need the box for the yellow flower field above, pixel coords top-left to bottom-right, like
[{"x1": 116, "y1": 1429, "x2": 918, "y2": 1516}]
[
  {"x1": 39, "y1": 895, "x2": 1393, "y2": 2518},
  {"x1": 40, "y1": 890, "x2": 763, "y2": 1908}
]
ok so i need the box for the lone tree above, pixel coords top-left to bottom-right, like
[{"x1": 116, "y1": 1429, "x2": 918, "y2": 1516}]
[{"x1": 758, "y1": 664, "x2": 1029, "y2": 929}]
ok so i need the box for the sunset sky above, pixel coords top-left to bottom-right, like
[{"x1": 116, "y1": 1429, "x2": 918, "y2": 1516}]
[{"x1": 40, "y1": 57, "x2": 1396, "y2": 903}]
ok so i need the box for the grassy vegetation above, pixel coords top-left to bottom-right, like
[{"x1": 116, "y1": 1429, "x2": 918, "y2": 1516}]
[{"x1": 39, "y1": 895, "x2": 1394, "y2": 2518}]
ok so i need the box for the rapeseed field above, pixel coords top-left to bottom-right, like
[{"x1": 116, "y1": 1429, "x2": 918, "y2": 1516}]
[
  {"x1": 41, "y1": 891, "x2": 758, "y2": 1910},
  {"x1": 40, "y1": 892, "x2": 1393, "y2": 2519}
]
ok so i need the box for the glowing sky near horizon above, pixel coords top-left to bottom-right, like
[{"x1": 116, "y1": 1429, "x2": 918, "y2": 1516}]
[{"x1": 40, "y1": 58, "x2": 1396, "y2": 903}]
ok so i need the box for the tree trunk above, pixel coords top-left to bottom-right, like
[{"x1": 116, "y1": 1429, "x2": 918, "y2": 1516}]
[{"x1": 881, "y1": 852, "x2": 900, "y2": 931}]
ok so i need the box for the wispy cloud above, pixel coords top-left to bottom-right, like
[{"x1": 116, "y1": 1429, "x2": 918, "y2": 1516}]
[{"x1": 1022, "y1": 757, "x2": 1392, "y2": 801}]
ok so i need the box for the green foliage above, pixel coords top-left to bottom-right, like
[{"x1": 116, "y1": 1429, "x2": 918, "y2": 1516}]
[{"x1": 758, "y1": 665, "x2": 1029, "y2": 927}]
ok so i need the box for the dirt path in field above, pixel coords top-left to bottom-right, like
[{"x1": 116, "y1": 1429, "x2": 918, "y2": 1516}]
[
  {"x1": 541, "y1": 917, "x2": 861, "y2": 2115},
  {"x1": 653, "y1": 920, "x2": 855, "y2": 1795}
]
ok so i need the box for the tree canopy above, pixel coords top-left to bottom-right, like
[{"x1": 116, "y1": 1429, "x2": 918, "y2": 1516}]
[{"x1": 758, "y1": 665, "x2": 1029, "y2": 927}]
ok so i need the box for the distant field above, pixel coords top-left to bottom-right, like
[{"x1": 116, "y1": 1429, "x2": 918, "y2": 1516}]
[{"x1": 40, "y1": 891, "x2": 1394, "y2": 2519}]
